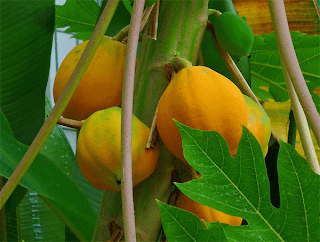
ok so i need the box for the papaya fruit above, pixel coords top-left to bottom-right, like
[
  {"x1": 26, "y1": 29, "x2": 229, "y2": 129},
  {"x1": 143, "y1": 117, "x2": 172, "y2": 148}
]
[
  {"x1": 77, "y1": 107, "x2": 159, "y2": 191},
  {"x1": 214, "y1": 12, "x2": 254, "y2": 58},
  {"x1": 175, "y1": 175, "x2": 242, "y2": 226},
  {"x1": 156, "y1": 66, "x2": 248, "y2": 164},
  {"x1": 243, "y1": 95, "x2": 271, "y2": 157},
  {"x1": 53, "y1": 36, "x2": 126, "y2": 121}
]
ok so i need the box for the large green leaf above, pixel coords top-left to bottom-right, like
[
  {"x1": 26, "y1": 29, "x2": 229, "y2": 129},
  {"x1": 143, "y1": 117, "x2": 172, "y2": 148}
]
[
  {"x1": 251, "y1": 31, "x2": 320, "y2": 108},
  {"x1": 1, "y1": 2, "x2": 55, "y2": 240},
  {"x1": 0, "y1": 110, "x2": 97, "y2": 241},
  {"x1": 16, "y1": 97, "x2": 76, "y2": 242},
  {"x1": 55, "y1": 0, "x2": 131, "y2": 40},
  {"x1": 158, "y1": 121, "x2": 319, "y2": 241},
  {"x1": 0, "y1": 0, "x2": 54, "y2": 145}
]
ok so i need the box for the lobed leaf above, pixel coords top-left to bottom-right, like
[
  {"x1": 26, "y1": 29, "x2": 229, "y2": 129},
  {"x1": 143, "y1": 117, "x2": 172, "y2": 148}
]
[
  {"x1": 250, "y1": 31, "x2": 320, "y2": 109},
  {"x1": 159, "y1": 121, "x2": 320, "y2": 242},
  {"x1": 55, "y1": 0, "x2": 131, "y2": 40}
]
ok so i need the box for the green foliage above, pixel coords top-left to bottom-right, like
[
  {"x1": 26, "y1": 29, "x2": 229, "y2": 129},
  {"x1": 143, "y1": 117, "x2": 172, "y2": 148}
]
[
  {"x1": 158, "y1": 121, "x2": 320, "y2": 242},
  {"x1": 251, "y1": 31, "x2": 320, "y2": 106},
  {"x1": 55, "y1": 0, "x2": 131, "y2": 40},
  {"x1": 0, "y1": 0, "x2": 54, "y2": 145},
  {"x1": 157, "y1": 200, "x2": 228, "y2": 242},
  {"x1": 0, "y1": 110, "x2": 97, "y2": 241}
]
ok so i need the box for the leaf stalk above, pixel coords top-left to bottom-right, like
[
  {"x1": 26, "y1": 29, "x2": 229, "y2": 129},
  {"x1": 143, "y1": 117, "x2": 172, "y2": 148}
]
[
  {"x1": 268, "y1": 0, "x2": 320, "y2": 146},
  {"x1": 120, "y1": 1, "x2": 146, "y2": 241}
]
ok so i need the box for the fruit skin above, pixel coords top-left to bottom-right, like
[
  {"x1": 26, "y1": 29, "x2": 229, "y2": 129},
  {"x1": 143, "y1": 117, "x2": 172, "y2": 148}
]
[
  {"x1": 175, "y1": 175, "x2": 242, "y2": 226},
  {"x1": 214, "y1": 12, "x2": 254, "y2": 58},
  {"x1": 156, "y1": 66, "x2": 248, "y2": 164},
  {"x1": 243, "y1": 95, "x2": 271, "y2": 157},
  {"x1": 53, "y1": 36, "x2": 126, "y2": 121},
  {"x1": 77, "y1": 107, "x2": 159, "y2": 191}
]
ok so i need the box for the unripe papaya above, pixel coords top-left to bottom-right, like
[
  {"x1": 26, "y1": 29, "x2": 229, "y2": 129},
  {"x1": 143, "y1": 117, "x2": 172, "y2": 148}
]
[
  {"x1": 214, "y1": 12, "x2": 254, "y2": 58},
  {"x1": 77, "y1": 107, "x2": 159, "y2": 191},
  {"x1": 243, "y1": 95, "x2": 271, "y2": 157},
  {"x1": 175, "y1": 175, "x2": 242, "y2": 226},
  {"x1": 156, "y1": 66, "x2": 248, "y2": 164},
  {"x1": 53, "y1": 36, "x2": 126, "y2": 121}
]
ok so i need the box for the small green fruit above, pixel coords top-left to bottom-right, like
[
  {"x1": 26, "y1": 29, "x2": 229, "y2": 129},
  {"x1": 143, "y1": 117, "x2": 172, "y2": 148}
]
[{"x1": 214, "y1": 12, "x2": 254, "y2": 58}]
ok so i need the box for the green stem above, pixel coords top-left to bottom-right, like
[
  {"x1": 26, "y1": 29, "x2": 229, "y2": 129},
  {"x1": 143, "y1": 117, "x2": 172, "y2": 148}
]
[
  {"x1": 207, "y1": 8, "x2": 221, "y2": 17},
  {"x1": 171, "y1": 57, "x2": 193, "y2": 72},
  {"x1": 0, "y1": 0, "x2": 120, "y2": 210},
  {"x1": 287, "y1": 109, "x2": 297, "y2": 147},
  {"x1": 121, "y1": 1, "x2": 146, "y2": 241}
]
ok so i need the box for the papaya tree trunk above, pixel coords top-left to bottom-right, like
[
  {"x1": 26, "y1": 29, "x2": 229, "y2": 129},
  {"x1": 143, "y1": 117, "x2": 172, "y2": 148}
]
[{"x1": 93, "y1": 1, "x2": 208, "y2": 241}]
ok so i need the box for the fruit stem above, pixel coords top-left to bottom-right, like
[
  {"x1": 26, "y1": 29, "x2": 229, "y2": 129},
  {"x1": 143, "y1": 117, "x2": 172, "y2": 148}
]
[
  {"x1": 207, "y1": 21, "x2": 263, "y2": 109},
  {"x1": 0, "y1": 0, "x2": 121, "y2": 211},
  {"x1": 146, "y1": 102, "x2": 159, "y2": 149},
  {"x1": 171, "y1": 57, "x2": 193, "y2": 72},
  {"x1": 207, "y1": 8, "x2": 221, "y2": 17},
  {"x1": 56, "y1": 116, "x2": 84, "y2": 130},
  {"x1": 120, "y1": 1, "x2": 145, "y2": 241},
  {"x1": 268, "y1": 0, "x2": 320, "y2": 147}
]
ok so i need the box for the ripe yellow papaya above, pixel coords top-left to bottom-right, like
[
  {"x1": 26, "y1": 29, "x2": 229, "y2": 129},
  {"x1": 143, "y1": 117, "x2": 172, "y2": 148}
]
[
  {"x1": 77, "y1": 107, "x2": 159, "y2": 191},
  {"x1": 156, "y1": 66, "x2": 248, "y2": 164},
  {"x1": 175, "y1": 175, "x2": 242, "y2": 226},
  {"x1": 243, "y1": 95, "x2": 271, "y2": 157},
  {"x1": 53, "y1": 36, "x2": 126, "y2": 121}
]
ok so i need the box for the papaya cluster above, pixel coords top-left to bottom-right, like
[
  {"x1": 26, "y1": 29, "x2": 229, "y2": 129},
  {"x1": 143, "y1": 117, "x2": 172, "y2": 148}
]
[{"x1": 53, "y1": 10, "x2": 270, "y2": 227}]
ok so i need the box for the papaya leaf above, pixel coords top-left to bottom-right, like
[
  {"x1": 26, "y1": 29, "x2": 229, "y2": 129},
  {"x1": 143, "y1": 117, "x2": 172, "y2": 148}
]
[
  {"x1": 55, "y1": 0, "x2": 100, "y2": 40},
  {"x1": 157, "y1": 200, "x2": 228, "y2": 242},
  {"x1": 55, "y1": 0, "x2": 131, "y2": 41},
  {"x1": 250, "y1": 31, "x2": 320, "y2": 109},
  {"x1": 0, "y1": 110, "x2": 97, "y2": 242},
  {"x1": 159, "y1": 121, "x2": 320, "y2": 242}
]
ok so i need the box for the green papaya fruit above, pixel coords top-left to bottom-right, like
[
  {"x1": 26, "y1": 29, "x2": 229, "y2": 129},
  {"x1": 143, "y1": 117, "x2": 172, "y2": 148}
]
[{"x1": 214, "y1": 12, "x2": 254, "y2": 58}]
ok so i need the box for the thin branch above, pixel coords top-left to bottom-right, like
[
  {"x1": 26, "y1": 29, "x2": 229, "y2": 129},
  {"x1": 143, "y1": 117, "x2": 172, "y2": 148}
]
[
  {"x1": 0, "y1": 0, "x2": 121, "y2": 210},
  {"x1": 120, "y1": 0, "x2": 145, "y2": 241},
  {"x1": 282, "y1": 59, "x2": 320, "y2": 174},
  {"x1": 268, "y1": 0, "x2": 320, "y2": 146},
  {"x1": 113, "y1": 4, "x2": 154, "y2": 42}
]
